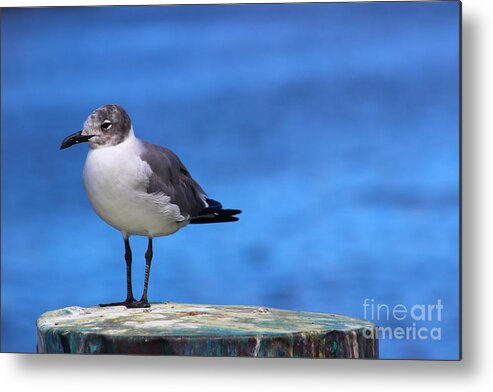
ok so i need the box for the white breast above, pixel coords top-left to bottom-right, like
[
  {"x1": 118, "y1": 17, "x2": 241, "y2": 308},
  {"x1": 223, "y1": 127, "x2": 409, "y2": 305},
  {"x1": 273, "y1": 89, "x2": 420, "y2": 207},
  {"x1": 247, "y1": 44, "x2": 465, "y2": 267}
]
[{"x1": 82, "y1": 131, "x2": 188, "y2": 237}]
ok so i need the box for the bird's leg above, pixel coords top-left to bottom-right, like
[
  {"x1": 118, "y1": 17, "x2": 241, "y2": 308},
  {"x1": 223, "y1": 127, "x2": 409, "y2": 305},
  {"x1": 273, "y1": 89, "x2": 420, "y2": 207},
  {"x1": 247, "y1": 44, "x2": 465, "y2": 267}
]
[
  {"x1": 100, "y1": 237, "x2": 137, "y2": 307},
  {"x1": 123, "y1": 237, "x2": 137, "y2": 303},
  {"x1": 127, "y1": 237, "x2": 153, "y2": 308},
  {"x1": 142, "y1": 237, "x2": 153, "y2": 303}
]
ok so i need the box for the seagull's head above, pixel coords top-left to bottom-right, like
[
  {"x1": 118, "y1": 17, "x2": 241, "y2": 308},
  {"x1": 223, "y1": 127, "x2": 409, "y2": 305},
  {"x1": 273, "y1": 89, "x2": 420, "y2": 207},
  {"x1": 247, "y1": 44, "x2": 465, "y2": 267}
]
[{"x1": 60, "y1": 104, "x2": 132, "y2": 150}]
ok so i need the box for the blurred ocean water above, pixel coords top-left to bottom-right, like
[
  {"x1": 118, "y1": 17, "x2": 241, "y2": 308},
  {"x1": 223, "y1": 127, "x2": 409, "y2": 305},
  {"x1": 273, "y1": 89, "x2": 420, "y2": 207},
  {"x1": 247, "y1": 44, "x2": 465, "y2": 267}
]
[{"x1": 1, "y1": 2, "x2": 459, "y2": 359}]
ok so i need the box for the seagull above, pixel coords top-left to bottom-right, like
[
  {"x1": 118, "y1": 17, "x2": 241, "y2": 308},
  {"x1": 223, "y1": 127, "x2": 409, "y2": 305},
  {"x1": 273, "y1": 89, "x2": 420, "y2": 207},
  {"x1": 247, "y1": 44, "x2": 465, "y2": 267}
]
[{"x1": 60, "y1": 104, "x2": 241, "y2": 308}]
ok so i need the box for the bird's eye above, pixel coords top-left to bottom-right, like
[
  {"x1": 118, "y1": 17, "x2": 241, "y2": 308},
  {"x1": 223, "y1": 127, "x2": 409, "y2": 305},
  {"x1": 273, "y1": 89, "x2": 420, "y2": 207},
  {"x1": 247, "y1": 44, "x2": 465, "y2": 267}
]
[{"x1": 101, "y1": 120, "x2": 112, "y2": 130}]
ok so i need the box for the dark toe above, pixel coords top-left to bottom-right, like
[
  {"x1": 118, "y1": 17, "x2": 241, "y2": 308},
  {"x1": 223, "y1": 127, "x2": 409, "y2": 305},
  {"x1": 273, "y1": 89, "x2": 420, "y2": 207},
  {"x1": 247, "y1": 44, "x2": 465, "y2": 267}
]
[
  {"x1": 125, "y1": 300, "x2": 150, "y2": 309},
  {"x1": 100, "y1": 299, "x2": 137, "y2": 307}
]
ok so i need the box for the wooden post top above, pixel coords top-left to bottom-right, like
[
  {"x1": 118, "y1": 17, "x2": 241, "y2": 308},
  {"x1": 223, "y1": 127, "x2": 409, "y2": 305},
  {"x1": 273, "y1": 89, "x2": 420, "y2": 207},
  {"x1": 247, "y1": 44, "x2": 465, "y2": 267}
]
[{"x1": 37, "y1": 303, "x2": 378, "y2": 358}]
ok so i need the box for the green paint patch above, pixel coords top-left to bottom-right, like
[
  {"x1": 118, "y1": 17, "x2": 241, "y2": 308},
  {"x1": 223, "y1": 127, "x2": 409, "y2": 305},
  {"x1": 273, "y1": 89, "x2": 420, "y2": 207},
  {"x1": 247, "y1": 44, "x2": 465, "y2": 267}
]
[{"x1": 330, "y1": 340, "x2": 338, "y2": 354}]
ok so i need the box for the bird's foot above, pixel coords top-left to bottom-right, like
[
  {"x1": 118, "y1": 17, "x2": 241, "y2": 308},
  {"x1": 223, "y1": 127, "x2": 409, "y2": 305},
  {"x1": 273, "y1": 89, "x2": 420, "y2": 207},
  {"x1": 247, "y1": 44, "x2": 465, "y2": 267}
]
[
  {"x1": 99, "y1": 298, "x2": 137, "y2": 308},
  {"x1": 125, "y1": 300, "x2": 151, "y2": 309}
]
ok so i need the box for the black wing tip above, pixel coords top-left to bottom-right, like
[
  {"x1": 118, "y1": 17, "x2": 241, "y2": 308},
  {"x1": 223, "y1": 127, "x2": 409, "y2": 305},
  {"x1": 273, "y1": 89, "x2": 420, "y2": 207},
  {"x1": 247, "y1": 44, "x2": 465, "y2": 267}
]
[
  {"x1": 189, "y1": 207, "x2": 242, "y2": 224},
  {"x1": 189, "y1": 216, "x2": 240, "y2": 224},
  {"x1": 222, "y1": 209, "x2": 242, "y2": 215}
]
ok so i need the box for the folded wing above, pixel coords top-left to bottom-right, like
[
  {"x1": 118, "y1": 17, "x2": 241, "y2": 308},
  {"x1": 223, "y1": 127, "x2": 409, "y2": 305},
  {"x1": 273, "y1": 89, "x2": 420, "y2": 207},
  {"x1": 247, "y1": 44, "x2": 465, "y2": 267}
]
[{"x1": 139, "y1": 140, "x2": 241, "y2": 223}]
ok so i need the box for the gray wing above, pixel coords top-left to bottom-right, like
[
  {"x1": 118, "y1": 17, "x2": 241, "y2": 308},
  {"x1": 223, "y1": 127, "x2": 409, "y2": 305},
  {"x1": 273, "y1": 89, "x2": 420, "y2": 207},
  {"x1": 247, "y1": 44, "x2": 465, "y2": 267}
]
[{"x1": 139, "y1": 140, "x2": 207, "y2": 219}]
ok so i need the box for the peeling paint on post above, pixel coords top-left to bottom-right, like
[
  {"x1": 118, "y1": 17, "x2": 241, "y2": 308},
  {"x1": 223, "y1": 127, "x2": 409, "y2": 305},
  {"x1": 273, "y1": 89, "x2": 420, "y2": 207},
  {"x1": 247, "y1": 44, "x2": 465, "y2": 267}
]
[{"x1": 37, "y1": 303, "x2": 378, "y2": 358}]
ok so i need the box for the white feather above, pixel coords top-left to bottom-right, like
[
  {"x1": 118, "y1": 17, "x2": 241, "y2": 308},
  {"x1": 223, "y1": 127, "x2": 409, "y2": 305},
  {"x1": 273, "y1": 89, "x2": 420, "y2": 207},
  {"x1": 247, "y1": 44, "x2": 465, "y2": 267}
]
[{"x1": 83, "y1": 128, "x2": 188, "y2": 237}]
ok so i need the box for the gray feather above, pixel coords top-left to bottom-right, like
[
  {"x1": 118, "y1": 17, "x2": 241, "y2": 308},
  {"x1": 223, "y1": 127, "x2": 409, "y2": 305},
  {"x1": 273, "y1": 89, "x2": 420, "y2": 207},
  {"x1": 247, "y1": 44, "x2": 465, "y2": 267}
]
[{"x1": 139, "y1": 141, "x2": 207, "y2": 218}]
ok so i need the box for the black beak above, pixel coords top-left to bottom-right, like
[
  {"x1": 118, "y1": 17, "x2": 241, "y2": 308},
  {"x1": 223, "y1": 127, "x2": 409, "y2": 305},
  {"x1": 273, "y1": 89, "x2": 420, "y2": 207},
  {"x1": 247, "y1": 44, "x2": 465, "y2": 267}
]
[{"x1": 60, "y1": 131, "x2": 95, "y2": 150}]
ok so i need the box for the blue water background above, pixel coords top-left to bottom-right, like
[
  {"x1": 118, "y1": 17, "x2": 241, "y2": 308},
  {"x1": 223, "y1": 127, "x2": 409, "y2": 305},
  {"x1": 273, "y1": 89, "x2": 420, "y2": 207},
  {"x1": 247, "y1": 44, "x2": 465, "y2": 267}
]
[{"x1": 1, "y1": 2, "x2": 459, "y2": 359}]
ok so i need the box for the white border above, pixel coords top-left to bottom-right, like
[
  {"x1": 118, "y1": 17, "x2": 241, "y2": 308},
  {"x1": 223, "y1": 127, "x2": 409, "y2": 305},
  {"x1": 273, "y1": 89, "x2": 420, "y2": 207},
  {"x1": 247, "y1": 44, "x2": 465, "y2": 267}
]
[
  {"x1": 2, "y1": 0, "x2": 400, "y2": 7},
  {"x1": 2, "y1": 0, "x2": 493, "y2": 390}
]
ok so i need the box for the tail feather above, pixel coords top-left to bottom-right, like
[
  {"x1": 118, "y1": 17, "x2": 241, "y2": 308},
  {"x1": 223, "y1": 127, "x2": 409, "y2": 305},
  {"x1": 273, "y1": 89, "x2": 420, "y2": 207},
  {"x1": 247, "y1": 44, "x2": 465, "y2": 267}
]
[{"x1": 189, "y1": 202, "x2": 242, "y2": 224}]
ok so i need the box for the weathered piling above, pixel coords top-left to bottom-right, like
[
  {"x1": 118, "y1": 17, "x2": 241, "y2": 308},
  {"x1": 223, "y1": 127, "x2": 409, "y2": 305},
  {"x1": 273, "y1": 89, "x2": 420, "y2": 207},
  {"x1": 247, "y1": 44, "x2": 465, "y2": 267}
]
[{"x1": 37, "y1": 303, "x2": 378, "y2": 358}]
